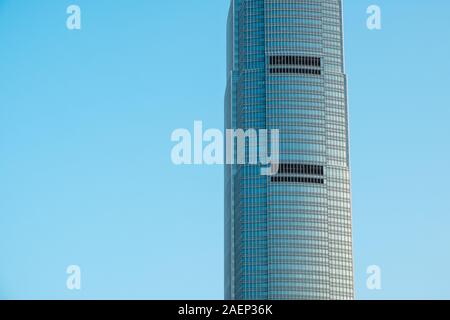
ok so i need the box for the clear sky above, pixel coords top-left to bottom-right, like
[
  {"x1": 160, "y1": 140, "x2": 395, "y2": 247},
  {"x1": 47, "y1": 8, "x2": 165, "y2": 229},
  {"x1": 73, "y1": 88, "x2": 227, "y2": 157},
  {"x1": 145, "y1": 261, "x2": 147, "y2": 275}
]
[{"x1": 0, "y1": 0, "x2": 449, "y2": 300}]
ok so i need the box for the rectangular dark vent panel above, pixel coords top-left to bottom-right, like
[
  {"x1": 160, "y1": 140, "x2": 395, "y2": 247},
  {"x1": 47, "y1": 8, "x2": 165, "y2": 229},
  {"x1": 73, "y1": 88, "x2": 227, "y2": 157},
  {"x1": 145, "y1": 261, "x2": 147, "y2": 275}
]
[
  {"x1": 269, "y1": 55, "x2": 321, "y2": 76},
  {"x1": 269, "y1": 56, "x2": 321, "y2": 67},
  {"x1": 269, "y1": 68, "x2": 321, "y2": 75},
  {"x1": 278, "y1": 164, "x2": 324, "y2": 176},
  {"x1": 271, "y1": 164, "x2": 325, "y2": 184},
  {"x1": 271, "y1": 176, "x2": 324, "y2": 184}
]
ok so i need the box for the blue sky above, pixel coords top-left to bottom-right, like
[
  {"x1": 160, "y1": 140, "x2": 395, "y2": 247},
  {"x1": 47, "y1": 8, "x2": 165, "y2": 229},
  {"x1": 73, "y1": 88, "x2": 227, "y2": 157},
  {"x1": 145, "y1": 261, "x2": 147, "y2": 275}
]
[{"x1": 0, "y1": 0, "x2": 449, "y2": 300}]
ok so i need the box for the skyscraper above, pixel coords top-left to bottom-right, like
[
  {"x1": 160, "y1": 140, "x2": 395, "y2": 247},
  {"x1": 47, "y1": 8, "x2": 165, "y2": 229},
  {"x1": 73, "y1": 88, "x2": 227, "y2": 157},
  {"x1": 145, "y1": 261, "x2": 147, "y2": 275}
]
[{"x1": 225, "y1": 0, "x2": 354, "y2": 300}]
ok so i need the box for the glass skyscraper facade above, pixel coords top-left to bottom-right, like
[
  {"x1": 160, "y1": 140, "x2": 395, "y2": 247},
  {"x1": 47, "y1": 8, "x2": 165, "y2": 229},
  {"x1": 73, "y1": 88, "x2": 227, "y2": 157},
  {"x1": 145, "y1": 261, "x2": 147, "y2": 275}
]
[{"x1": 225, "y1": 0, "x2": 354, "y2": 300}]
